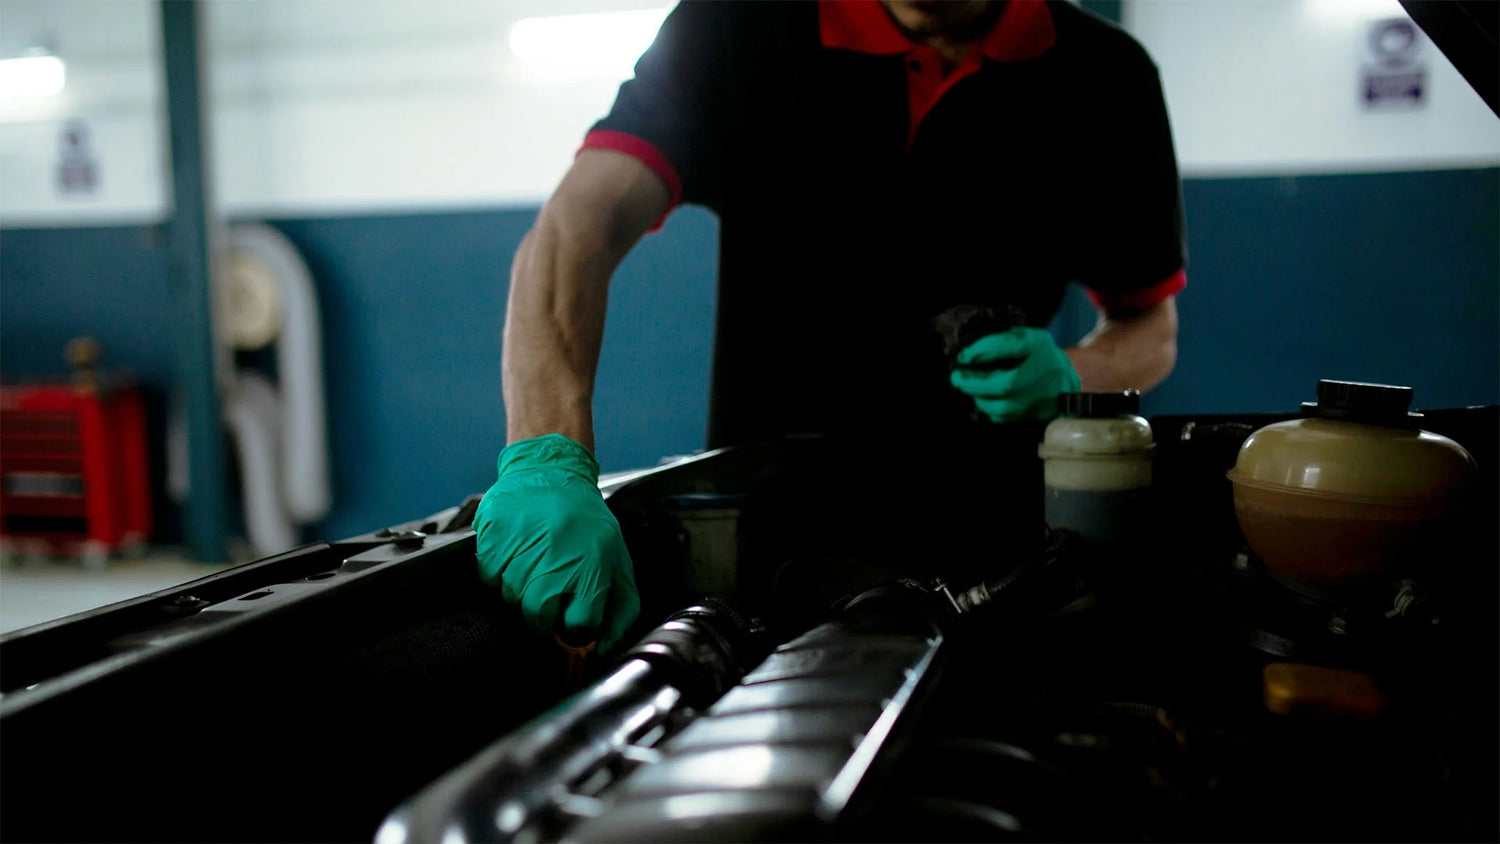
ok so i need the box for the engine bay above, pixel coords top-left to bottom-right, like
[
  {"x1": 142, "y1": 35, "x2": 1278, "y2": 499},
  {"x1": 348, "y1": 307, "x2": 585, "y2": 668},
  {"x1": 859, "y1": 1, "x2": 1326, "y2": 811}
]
[{"x1": 1, "y1": 405, "x2": 1495, "y2": 842}]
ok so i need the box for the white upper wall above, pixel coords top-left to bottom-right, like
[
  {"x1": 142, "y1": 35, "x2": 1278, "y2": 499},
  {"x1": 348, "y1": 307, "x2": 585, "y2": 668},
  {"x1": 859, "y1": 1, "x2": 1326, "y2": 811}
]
[
  {"x1": 1127, "y1": 0, "x2": 1500, "y2": 176},
  {"x1": 207, "y1": 0, "x2": 666, "y2": 217},
  {"x1": 1, "y1": 0, "x2": 1497, "y2": 226},
  {"x1": 0, "y1": 0, "x2": 663, "y2": 226},
  {"x1": 0, "y1": 0, "x2": 168, "y2": 225}
]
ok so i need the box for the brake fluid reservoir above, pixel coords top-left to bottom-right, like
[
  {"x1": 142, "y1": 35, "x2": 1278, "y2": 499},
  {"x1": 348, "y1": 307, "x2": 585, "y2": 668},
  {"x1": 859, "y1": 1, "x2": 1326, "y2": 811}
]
[{"x1": 1037, "y1": 391, "x2": 1155, "y2": 551}]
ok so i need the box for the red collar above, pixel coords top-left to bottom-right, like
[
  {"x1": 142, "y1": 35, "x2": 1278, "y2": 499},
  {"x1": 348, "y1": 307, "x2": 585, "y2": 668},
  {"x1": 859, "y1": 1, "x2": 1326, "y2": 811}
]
[{"x1": 819, "y1": 0, "x2": 1056, "y2": 62}]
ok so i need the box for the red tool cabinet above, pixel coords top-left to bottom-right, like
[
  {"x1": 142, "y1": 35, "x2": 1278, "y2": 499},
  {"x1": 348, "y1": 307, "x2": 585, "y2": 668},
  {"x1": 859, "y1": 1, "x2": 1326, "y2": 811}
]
[{"x1": 0, "y1": 381, "x2": 152, "y2": 556}]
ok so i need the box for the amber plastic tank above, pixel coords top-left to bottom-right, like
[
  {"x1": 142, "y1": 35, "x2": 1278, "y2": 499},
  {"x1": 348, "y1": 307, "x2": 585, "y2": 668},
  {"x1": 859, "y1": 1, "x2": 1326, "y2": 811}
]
[{"x1": 1227, "y1": 380, "x2": 1477, "y2": 592}]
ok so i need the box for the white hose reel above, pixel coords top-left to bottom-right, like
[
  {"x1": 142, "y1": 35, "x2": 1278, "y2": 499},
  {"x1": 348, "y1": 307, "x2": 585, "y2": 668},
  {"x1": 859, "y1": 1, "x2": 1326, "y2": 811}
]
[{"x1": 169, "y1": 223, "x2": 332, "y2": 557}]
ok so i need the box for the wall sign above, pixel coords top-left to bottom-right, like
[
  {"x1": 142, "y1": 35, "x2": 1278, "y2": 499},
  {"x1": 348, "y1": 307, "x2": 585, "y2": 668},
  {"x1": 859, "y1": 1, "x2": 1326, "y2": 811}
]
[
  {"x1": 55, "y1": 120, "x2": 99, "y2": 196},
  {"x1": 1362, "y1": 18, "x2": 1426, "y2": 110}
]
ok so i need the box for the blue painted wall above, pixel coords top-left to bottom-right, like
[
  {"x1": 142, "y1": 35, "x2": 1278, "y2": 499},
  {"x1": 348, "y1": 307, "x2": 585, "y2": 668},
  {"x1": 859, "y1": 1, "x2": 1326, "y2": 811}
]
[
  {"x1": 2, "y1": 169, "x2": 1495, "y2": 543},
  {"x1": 0, "y1": 208, "x2": 718, "y2": 542},
  {"x1": 1044, "y1": 168, "x2": 1500, "y2": 417},
  {"x1": 1, "y1": 225, "x2": 175, "y2": 381},
  {"x1": 1147, "y1": 169, "x2": 1500, "y2": 415}
]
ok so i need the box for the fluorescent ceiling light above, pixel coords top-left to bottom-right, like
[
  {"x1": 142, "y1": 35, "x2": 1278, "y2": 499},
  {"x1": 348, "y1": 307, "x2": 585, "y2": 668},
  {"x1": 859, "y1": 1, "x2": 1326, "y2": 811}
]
[
  {"x1": 0, "y1": 54, "x2": 66, "y2": 98},
  {"x1": 509, "y1": 6, "x2": 671, "y2": 80}
]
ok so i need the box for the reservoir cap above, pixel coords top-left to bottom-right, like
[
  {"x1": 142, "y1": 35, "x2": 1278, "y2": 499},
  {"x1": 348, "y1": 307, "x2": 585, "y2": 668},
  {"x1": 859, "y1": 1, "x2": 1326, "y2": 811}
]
[
  {"x1": 1058, "y1": 391, "x2": 1141, "y2": 419},
  {"x1": 1300, "y1": 379, "x2": 1421, "y2": 427}
]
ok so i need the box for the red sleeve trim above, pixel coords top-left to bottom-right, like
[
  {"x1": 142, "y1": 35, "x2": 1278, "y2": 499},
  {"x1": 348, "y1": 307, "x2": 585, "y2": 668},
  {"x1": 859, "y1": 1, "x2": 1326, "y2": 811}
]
[
  {"x1": 1087, "y1": 269, "x2": 1187, "y2": 312},
  {"x1": 578, "y1": 129, "x2": 683, "y2": 209}
]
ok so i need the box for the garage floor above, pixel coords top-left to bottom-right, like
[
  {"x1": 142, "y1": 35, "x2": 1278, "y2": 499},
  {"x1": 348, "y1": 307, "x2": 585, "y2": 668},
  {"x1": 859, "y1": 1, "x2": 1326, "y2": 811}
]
[{"x1": 0, "y1": 553, "x2": 236, "y2": 634}]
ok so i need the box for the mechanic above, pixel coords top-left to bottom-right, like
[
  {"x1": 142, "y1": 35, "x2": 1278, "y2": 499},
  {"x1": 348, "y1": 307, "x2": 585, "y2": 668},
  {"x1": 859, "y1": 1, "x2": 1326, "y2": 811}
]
[{"x1": 474, "y1": 0, "x2": 1187, "y2": 651}]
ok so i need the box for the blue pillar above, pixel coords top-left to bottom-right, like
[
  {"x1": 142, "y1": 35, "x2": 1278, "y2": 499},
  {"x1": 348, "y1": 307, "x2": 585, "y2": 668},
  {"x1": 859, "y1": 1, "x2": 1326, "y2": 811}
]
[{"x1": 159, "y1": 0, "x2": 228, "y2": 562}]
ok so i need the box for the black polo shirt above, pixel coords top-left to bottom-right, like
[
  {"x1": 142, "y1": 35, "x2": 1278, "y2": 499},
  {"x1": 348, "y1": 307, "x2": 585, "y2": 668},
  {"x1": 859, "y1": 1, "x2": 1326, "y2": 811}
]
[{"x1": 583, "y1": 0, "x2": 1187, "y2": 449}]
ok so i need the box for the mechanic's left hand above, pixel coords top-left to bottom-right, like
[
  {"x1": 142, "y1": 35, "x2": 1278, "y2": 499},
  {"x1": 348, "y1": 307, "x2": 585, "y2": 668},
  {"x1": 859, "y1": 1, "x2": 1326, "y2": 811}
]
[{"x1": 949, "y1": 327, "x2": 1081, "y2": 422}]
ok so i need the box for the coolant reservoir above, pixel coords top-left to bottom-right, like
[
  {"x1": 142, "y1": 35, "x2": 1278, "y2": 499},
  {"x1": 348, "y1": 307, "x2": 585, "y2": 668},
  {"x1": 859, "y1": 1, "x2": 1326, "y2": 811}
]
[
  {"x1": 1038, "y1": 391, "x2": 1155, "y2": 551},
  {"x1": 1226, "y1": 380, "x2": 1477, "y2": 590}
]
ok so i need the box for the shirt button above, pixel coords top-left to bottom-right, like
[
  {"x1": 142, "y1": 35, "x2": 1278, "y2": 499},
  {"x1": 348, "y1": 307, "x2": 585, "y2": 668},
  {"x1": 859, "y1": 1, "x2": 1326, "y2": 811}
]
[{"x1": 908, "y1": 59, "x2": 922, "y2": 72}]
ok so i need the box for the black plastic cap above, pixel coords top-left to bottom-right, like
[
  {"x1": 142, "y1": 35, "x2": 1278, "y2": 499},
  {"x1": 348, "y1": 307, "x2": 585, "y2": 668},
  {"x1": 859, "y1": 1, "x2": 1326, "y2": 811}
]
[
  {"x1": 1058, "y1": 390, "x2": 1141, "y2": 418},
  {"x1": 931, "y1": 303, "x2": 1030, "y2": 363},
  {"x1": 1300, "y1": 379, "x2": 1422, "y2": 425}
]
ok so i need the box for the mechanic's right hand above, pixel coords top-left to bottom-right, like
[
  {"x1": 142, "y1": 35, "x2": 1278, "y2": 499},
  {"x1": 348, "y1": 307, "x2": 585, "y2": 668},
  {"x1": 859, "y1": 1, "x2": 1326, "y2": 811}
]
[{"x1": 473, "y1": 434, "x2": 640, "y2": 651}]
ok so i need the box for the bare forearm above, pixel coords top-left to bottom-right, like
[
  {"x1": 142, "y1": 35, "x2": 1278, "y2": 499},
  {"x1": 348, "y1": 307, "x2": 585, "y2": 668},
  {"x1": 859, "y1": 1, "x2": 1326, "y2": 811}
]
[
  {"x1": 1064, "y1": 298, "x2": 1178, "y2": 393},
  {"x1": 500, "y1": 150, "x2": 671, "y2": 452},
  {"x1": 502, "y1": 218, "x2": 615, "y2": 450}
]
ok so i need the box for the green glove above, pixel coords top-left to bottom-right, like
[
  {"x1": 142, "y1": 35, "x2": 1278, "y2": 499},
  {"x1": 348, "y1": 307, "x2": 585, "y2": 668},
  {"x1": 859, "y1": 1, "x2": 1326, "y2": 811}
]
[
  {"x1": 949, "y1": 327, "x2": 1081, "y2": 422},
  {"x1": 473, "y1": 434, "x2": 640, "y2": 651}
]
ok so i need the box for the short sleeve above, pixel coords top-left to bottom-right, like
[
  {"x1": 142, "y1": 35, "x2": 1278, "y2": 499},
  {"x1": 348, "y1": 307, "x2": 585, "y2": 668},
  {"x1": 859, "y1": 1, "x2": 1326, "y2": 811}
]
[
  {"x1": 1076, "y1": 58, "x2": 1189, "y2": 313},
  {"x1": 581, "y1": 1, "x2": 731, "y2": 218}
]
